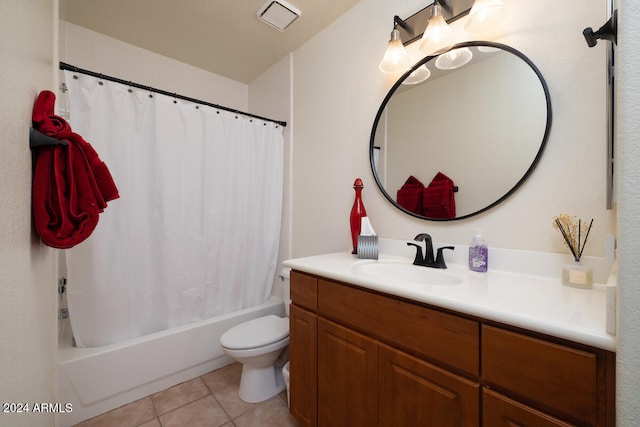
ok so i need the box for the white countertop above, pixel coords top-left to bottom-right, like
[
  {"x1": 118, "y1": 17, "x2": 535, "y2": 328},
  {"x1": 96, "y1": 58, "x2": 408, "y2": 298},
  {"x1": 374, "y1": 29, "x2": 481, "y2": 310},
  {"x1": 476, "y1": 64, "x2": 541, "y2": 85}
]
[{"x1": 284, "y1": 246, "x2": 616, "y2": 352}]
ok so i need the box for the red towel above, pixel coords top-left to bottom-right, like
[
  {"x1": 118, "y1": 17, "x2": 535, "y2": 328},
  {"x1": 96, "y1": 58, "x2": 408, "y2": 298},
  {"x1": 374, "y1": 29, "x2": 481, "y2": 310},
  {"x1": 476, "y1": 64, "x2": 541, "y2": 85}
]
[
  {"x1": 423, "y1": 172, "x2": 456, "y2": 219},
  {"x1": 32, "y1": 90, "x2": 119, "y2": 248},
  {"x1": 396, "y1": 175, "x2": 424, "y2": 215}
]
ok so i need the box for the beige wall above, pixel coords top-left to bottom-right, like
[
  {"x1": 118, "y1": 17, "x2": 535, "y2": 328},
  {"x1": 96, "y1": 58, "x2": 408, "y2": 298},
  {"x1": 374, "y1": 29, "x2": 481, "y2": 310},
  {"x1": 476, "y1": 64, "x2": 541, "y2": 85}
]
[
  {"x1": 292, "y1": 0, "x2": 615, "y2": 257},
  {"x1": 0, "y1": 0, "x2": 58, "y2": 426}
]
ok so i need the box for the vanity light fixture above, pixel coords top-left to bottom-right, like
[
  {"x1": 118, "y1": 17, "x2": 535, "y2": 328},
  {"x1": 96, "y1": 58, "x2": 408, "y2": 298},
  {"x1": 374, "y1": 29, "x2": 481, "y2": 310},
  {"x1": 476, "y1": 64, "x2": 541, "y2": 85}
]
[
  {"x1": 464, "y1": 0, "x2": 510, "y2": 35},
  {"x1": 379, "y1": 16, "x2": 413, "y2": 74},
  {"x1": 380, "y1": 0, "x2": 512, "y2": 75},
  {"x1": 419, "y1": 0, "x2": 457, "y2": 55}
]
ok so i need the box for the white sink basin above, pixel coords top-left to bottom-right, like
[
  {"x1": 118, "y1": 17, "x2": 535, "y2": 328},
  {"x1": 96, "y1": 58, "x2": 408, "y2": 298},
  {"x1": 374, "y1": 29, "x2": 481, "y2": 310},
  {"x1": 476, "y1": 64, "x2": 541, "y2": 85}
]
[{"x1": 352, "y1": 259, "x2": 464, "y2": 286}]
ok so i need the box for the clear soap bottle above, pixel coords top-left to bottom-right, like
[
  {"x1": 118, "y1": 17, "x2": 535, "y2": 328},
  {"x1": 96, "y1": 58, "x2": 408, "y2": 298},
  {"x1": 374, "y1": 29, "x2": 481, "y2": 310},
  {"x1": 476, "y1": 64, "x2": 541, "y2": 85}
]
[{"x1": 469, "y1": 231, "x2": 488, "y2": 273}]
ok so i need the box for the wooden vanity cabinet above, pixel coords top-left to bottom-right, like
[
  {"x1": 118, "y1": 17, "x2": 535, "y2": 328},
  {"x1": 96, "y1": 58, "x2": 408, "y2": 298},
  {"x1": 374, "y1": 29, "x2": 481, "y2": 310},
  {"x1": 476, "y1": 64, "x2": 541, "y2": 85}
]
[
  {"x1": 290, "y1": 271, "x2": 479, "y2": 426},
  {"x1": 289, "y1": 271, "x2": 318, "y2": 427},
  {"x1": 288, "y1": 270, "x2": 615, "y2": 427}
]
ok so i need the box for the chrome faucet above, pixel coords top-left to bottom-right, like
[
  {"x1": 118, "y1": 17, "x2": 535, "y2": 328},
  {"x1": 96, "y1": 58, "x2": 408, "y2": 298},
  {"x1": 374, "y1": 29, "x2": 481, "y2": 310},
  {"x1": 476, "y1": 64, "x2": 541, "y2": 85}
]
[{"x1": 407, "y1": 233, "x2": 454, "y2": 269}]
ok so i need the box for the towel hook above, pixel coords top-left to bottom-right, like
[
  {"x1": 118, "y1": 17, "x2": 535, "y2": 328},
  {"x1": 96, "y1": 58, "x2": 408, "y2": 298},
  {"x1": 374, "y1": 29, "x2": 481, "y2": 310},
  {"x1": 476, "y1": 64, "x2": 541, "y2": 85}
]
[{"x1": 29, "y1": 128, "x2": 68, "y2": 150}]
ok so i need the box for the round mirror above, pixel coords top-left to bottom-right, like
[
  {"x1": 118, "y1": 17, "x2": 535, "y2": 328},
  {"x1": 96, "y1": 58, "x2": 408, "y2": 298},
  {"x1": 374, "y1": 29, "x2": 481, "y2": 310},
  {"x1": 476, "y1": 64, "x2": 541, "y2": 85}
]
[{"x1": 370, "y1": 42, "x2": 552, "y2": 221}]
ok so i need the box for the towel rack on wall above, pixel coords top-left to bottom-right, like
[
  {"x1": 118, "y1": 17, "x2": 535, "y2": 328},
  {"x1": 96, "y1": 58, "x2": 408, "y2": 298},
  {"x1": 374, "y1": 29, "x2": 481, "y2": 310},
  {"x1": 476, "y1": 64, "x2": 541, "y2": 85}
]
[{"x1": 58, "y1": 62, "x2": 288, "y2": 128}]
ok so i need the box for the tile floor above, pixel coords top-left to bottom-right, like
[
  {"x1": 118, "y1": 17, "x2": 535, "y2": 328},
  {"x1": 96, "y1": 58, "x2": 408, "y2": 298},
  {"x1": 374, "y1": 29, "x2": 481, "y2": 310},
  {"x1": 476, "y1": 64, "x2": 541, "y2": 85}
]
[{"x1": 74, "y1": 363, "x2": 299, "y2": 427}]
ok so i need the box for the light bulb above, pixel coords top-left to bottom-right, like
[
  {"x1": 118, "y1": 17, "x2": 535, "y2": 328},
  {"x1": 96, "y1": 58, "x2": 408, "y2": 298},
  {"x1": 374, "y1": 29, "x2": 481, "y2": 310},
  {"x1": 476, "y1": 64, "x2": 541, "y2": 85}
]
[
  {"x1": 419, "y1": 3, "x2": 456, "y2": 55},
  {"x1": 435, "y1": 47, "x2": 473, "y2": 70},
  {"x1": 465, "y1": 0, "x2": 510, "y2": 35},
  {"x1": 379, "y1": 29, "x2": 412, "y2": 74},
  {"x1": 402, "y1": 65, "x2": 431, "y2": 85}
]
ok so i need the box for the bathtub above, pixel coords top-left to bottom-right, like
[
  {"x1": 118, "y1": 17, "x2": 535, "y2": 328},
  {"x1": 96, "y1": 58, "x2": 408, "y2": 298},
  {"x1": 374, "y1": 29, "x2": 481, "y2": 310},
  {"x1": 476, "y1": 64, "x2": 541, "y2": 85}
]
[{"x1": 57, "y1": 296, "x2": 285, "y2": 426}]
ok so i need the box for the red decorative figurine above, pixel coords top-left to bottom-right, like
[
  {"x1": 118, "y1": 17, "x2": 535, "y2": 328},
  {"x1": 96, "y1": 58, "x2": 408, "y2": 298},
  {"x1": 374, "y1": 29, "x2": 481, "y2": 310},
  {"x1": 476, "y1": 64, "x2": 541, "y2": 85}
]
[{"x1": 350, "y1": 178, "x2": 367, "y2": 254}]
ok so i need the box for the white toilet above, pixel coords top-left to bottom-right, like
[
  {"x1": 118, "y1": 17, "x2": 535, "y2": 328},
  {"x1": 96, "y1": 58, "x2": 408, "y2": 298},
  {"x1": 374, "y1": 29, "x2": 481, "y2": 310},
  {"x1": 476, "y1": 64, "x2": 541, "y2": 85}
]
[{"x1": 220, "y1": 269, "x2": 291, "y2": 403}]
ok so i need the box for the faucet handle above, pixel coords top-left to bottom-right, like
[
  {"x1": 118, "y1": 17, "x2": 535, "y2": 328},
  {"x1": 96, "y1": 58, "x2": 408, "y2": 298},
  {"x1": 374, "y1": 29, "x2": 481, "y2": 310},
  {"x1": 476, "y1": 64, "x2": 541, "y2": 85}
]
[
  {"x1": 434, "y1": 246, "x2": 455, "y2": 269},
  {"x1": 407, "y1": 242, "x2": 424, "y2": 265}
]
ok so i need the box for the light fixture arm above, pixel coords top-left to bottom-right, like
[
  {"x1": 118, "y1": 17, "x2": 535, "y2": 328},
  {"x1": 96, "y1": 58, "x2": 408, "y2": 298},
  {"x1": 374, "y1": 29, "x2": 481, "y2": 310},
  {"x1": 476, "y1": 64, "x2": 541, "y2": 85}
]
[
  {"x1": 583, "y1": 9, "x2": 617, "y2": 47},
  {"x1": 393, "y1": 15, "x2": 413, "y2": 36},
  {"x1": 434, "y1": 0, "x2": 453, "y2": 16}
]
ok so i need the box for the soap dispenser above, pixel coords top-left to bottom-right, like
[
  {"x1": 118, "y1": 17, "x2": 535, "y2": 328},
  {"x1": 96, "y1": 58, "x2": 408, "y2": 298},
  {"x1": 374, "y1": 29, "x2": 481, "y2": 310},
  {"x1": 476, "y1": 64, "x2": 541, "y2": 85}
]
[{"x1": 469, "y1": 230, "x2": 488, "y2": 273}]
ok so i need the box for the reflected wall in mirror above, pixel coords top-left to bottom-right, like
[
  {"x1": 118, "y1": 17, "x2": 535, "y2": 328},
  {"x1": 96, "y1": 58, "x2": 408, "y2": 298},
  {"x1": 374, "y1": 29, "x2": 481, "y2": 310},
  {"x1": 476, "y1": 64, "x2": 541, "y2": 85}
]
[{"x1": 370, "y1": 42, "x2": 552, "y2": 221}]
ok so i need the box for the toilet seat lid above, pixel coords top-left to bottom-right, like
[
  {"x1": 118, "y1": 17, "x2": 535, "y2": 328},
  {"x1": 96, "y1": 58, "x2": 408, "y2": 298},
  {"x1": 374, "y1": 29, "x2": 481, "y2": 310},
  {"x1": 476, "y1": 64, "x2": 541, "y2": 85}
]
[{"x1": 220, "y1": 315, "x2": 289, "y2": 350}]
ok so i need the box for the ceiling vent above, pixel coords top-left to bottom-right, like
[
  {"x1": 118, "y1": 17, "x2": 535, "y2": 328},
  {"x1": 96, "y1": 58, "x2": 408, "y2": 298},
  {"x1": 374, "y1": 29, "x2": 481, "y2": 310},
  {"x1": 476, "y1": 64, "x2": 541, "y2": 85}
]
[{"x1": 257, "y1": 0, "x2": 301, "y2": 31}]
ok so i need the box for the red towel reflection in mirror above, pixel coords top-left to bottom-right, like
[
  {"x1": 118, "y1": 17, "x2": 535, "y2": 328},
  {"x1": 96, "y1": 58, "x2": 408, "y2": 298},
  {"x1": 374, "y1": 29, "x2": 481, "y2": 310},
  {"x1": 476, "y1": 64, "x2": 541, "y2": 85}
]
[
  {"x1": 396, "y1": 175, "x2": 425, "y2": 215},
  {"x1": 423, "y1": 172, "x2": 456, "y2": 219}
]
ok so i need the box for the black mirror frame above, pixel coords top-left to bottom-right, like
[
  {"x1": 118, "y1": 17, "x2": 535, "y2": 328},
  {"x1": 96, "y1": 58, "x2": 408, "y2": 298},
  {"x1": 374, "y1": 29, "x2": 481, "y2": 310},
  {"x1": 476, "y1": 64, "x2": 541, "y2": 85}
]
[{"x1": 369, "y1": 41, "x2": 553, "y2": 221}]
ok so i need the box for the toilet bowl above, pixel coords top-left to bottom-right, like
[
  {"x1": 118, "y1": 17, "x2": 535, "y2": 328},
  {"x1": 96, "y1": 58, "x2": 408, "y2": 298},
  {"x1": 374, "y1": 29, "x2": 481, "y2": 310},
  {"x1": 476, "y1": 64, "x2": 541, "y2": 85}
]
[{"x1": 220, "y1": 269, "x2": 291, "y2": 403}]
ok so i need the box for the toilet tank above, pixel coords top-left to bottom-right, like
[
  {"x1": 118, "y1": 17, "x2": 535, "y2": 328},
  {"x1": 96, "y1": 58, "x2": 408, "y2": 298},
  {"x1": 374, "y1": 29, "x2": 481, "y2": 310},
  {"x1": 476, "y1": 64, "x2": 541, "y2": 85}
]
[{"x1": 281, "y1": 268, "x2": 291, "y2": 316}]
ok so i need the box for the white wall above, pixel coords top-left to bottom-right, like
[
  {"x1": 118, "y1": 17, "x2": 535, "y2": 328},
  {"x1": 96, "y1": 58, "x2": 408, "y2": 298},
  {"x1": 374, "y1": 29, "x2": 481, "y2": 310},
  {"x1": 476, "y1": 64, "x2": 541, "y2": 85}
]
[
  {"x1": 59, "y1": 21, "x2": 249, "y2": 113},
  {"x1": 249, "y1": 53, "x2": 294, "y2": 295},
  {"x1": 0, "y1": 1, "x2": 58, "y2": 426},
  {"x1": 615, "y1": 0, "x2": 640, "y2": 422},
  {"x1": 292, "y1": 0, "x2": 615, "y2": 258}
]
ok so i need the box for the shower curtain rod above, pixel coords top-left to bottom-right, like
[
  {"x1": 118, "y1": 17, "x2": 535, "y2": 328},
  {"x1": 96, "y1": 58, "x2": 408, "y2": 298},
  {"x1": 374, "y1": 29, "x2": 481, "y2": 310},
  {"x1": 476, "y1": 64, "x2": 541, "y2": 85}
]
[{"x1": 59, "y1": 62, "x2": 287, "y2": 127}]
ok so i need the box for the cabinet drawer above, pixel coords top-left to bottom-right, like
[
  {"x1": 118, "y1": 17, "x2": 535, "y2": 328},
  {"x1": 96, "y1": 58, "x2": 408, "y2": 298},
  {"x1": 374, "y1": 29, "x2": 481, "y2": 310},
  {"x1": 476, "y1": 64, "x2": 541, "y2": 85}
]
[
  {"x1": 318, "y1": 279, "x2": 479, "y2": 377},
  {"x1": 483, "y1": 389, "x2": 574, "y2": 427},
  {"x1": 290, "y1": 271, "x2": 317, "y2": 312},
  {"x1": 482, "y1": 325, "x2": 597, "y2": 426}
]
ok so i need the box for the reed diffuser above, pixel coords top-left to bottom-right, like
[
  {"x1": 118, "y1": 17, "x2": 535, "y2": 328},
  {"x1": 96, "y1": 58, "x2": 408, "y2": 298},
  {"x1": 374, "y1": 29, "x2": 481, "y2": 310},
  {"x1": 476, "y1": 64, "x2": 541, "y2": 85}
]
[{"x1": 552, "y1": 214, "x2": 594, "y2": 288}]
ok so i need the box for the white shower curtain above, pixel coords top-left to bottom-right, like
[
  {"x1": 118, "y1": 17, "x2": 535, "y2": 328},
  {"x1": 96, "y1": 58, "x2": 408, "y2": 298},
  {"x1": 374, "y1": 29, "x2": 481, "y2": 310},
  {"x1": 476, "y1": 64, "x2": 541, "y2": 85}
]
[{"x1": 63, "y1": 71, "x2": 284, "y2": 348}]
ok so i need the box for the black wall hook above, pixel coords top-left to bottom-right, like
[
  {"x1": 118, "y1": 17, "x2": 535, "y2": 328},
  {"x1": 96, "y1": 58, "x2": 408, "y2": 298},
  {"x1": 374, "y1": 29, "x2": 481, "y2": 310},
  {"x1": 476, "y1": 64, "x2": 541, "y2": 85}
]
[
  {"x1": 29, "y1": 128, "x2": 68, "y2": 150},
  {"x1": 583, "y1": 9, "x2": 617, "y2": 47}
]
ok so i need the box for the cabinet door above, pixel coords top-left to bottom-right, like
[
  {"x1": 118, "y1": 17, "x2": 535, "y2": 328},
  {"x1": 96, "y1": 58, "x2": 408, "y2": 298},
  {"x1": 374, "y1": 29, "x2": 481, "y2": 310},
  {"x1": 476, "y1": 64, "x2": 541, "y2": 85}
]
[
  {"x1": 290, "y1": 305, "x2": 317, "y2": 427},
  {"x1": 318, "y1": 318, "x2": 378, "y2": 427},
  {"x1": 483, "y1": 389, "x2": 575, "y2": 427},
  {"x1": 379, "y1": 343, "x2": 479, "y2": 427}
]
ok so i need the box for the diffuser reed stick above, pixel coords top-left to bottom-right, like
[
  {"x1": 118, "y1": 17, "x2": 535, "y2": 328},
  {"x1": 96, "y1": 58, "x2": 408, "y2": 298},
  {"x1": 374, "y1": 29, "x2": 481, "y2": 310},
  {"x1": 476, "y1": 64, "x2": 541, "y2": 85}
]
[{"x1": 553, "y1": 214, "x2": 594, "y2": 262}]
